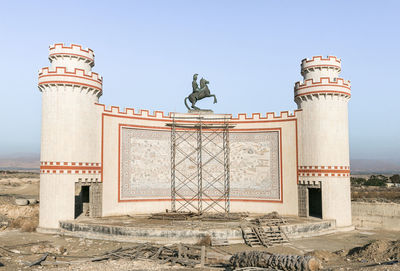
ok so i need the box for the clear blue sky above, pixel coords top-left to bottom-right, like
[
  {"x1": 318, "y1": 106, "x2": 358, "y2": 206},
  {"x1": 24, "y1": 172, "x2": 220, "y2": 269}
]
[{"x1": 0, "y1": 0, "x2": 399, "y2": 162}]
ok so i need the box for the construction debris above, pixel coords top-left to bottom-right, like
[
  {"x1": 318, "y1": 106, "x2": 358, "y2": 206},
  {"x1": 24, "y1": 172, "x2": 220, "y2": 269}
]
[
  {"x1": 230, "y1": 251, "x2": 322, "y2": 271},
  {"x1": 149, "y1": 211, "x2": 248, "y2": 221},
  {"x1": 27, "y1": 252, "x2": 48, "y2": 267},
  {"x1": 241, "y1": 212, "x2": 289, "y2": 248},
  {"x1": 99, "y1": 243, "x2": 204, "y2": 267},
  {"x1": 38, "y1": 243, "x2": 207, "y2": 268}
]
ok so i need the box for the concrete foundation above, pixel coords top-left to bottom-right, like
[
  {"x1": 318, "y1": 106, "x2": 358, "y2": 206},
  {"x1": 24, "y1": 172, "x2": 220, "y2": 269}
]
[{"x1": 58, "y1": 215, "x2": 338, "y2": 244}]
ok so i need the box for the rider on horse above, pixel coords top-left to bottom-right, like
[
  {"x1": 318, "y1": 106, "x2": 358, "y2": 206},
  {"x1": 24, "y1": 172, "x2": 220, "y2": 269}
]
[
  {"x1": 192, "y1": 73, "x2": 200, "y2": 93},
  {"x1": 185, "y1": 73, "x2": 217, "y2": 110}
]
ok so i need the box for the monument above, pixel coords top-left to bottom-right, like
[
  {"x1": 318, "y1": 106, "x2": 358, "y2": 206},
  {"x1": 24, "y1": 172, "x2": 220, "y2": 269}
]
[
  {"x1": 37, "y1": 43, "x2": 352, "y2": 231},
  {"x1": 184, "y1": 73, "x2": 217, "y2": 112}
]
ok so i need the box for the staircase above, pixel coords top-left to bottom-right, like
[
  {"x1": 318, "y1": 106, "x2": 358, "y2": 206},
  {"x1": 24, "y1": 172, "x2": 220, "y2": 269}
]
[
  {"x1": 241, "y1": 217, "x2": 290, "y2": 247},
  {"x1": 241, "y1": 225, "x2": 264, "y2": 247}
]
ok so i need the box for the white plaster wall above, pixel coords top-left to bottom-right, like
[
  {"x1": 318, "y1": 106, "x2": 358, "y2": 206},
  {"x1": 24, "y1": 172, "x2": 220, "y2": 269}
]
[
  {"x1": 321, "y1": 178, "x2": 351, "y2": 227},
  {"x1": 302, "y1": 68, "x2": 340, "y2": 81},
  {"x1": 100, "y1": 110, "x2": 299, "y2": 217},
  {"x1": 297, "y1": 99, "x2": 352, "y2": 227},
  {"x1": 39, "y1": 175, "x2": 75, "y2": 229},
  {"x1": 40, "y1": 86, "x2": 100, "y2": 162},
  {"x1": 298, "y1": 95, "x2": 349, "y2": 166},
  {"x1": 50, "y1": 58, "x2": 92, "y2": 72},
  {"x1": 39, "y1": 87, "x2": 101, "y2": 229}
]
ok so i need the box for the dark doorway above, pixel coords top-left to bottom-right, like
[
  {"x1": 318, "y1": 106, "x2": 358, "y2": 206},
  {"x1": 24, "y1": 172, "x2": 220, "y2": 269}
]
[
  {"x1": 75, "y1": 185, "x2": 90, "y2": 218},
  {"x1": 81, "y1": 186, "x2": 90, "y2": 203},
  {"x1": 308, "y1": 188, "x2": 322, "y2": 218}
]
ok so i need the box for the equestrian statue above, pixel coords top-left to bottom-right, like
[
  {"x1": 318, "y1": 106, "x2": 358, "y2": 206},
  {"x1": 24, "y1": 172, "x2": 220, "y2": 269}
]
[{"x1": 184, "y1": 73, "x2": 217, "y2": 110}]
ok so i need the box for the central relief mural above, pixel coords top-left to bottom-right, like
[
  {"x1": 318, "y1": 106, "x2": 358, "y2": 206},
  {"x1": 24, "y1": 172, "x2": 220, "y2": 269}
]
[{"x1": 120, "y1": 127, "x2": 280, "y2": 201}]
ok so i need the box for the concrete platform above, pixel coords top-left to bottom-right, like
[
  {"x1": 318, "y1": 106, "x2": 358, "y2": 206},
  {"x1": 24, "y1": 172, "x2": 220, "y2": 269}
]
[{"x1": 57, "y1": 215, "x2": 339, "y2": 245}]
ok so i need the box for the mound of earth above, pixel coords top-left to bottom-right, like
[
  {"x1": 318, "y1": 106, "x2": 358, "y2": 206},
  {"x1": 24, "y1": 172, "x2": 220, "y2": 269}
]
[
  {"x1": 305, "y1": 250, "x2": 340, "y2": 262},
  {"x1": 347, "y1": 239, "x2": 400, "y2": 262}
]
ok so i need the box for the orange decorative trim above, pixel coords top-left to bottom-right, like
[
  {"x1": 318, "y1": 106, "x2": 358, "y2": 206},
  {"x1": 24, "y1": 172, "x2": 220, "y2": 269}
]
[
  {"x1": 295, "y1": 77, "x2": 351, "y2": 91},
  {"x1": 115, "y1": 123, "x2": 286, "y2": 203},
  {"x1": 95, "y1": 103, "x2": 302, "y2": 123},
  {"x1": 299, "y1": 165, "x2": 350, "y2": 170},
  {"x1": 39, "y1": 68, "x2": 102, "y2": 84},
  {"x1": 50, "y1": 43, "x2": 93, "y2": 53},
  {"x1": 40, "y1": 161, "x2": 101, "y2": 174},
  {"x1": 302, "y1": 56, "x2": 341, "y2": 63},
  {"x1": 38, "y1": 80, "x2": 102, "y2": 91},
  {"x1": 298, "y1": 166, "x2": 350, "y2": 177},
  {"x1": 39, "y1": 67, "x2": 102, "y2": 81}
]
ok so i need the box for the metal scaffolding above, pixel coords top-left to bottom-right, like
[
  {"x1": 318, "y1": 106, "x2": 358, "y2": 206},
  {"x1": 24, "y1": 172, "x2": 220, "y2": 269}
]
[{"x1": 169, "y1": 115, "x2": 232, "y2": 213}]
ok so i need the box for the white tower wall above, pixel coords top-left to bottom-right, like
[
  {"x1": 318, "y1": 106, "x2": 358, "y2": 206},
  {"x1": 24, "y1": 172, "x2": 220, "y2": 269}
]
[
  {"x1": 301, "y1": 56, "x2": 341, "y2": 81},
  {"x1": 38, "y1": 44, "x2": 102, "y2": 229},
  {"x1": 295, "y1": 56, "x2": 352, "y2": 227}
]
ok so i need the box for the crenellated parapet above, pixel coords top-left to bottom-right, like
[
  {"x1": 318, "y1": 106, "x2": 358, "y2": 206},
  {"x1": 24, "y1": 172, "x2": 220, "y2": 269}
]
[
  {"x1": 231, "y1": 110, "x2": 300, "y2": 121},
  {"x1": 294, "y1": 77, "x2": 351, "y2": 103},
  {"x1": 95, "y1": 103, "x2": 301, "y2": 123},
  {"x1": 295, "y1": 56, "x2": 351, "y2": 105},
  {"x1": 38, "y1": 67, "x2": 102, "y2": 96},
  {"x1": 301, "y1": 56, "x2": 341, "y2": 80},
  {"x1": 38, "y1": 43, "x2": 102, "y2": 97},
  {"x1": 49, "y1": 43, "x2": 94, "y2": 71}
]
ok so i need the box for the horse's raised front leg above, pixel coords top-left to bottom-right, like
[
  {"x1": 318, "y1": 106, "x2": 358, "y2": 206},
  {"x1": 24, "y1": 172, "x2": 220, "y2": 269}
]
[{"x1": 210, "y1": 94, "x2": 217, "y2": 104}]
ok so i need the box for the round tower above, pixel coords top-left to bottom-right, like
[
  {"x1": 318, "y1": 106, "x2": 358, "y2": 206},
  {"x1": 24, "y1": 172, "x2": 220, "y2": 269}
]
[
  {"x1": 295, "y1": 56, "x2": 352, "y2": 227},
  {"x1": 38, "y1": 43, "x2": 102, "y2": 229}
]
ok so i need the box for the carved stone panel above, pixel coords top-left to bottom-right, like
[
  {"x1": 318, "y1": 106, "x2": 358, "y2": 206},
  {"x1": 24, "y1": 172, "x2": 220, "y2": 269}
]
[
  {"x1": 230, "y1": 131, "x2": 280, "y2": 200},
  {"x1": 120, "y1": 128, "x2": 280, "y2": 201}
]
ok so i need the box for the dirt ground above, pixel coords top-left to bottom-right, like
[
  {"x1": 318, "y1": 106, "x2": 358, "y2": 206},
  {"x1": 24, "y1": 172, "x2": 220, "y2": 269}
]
[
  {"x1": 1, "y1": 228, "x2": 400, "y2": 270},
  {"x1": 0, "y1": 174, "x2": 399, "y2": 270}
]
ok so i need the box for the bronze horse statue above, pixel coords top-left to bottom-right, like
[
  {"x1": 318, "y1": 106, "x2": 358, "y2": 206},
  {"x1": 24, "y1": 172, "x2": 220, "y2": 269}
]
[{"x1": 184, "y1": 75, "x2": 217, "y2": 110}]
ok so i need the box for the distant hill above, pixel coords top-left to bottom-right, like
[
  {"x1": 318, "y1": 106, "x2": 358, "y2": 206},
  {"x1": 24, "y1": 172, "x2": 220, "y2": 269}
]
[
  {"x1": 350, "y1": 159, "x2": 400, "y2": 174},
  {"x1": 0, "y1": 153, "x2": 40, "y2": 171}
]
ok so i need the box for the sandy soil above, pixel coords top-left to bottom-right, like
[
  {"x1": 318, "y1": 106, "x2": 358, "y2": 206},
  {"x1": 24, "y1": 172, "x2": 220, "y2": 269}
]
[
  {"x1": 0, "y1": 177, "x2": 39, "y2": 199},
  {"x1": 0, "y1": 230, "x2": 200, "y2": 270},
  {"x1": 1, "y1": 229, "x2": 400, "y2": 270}
]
